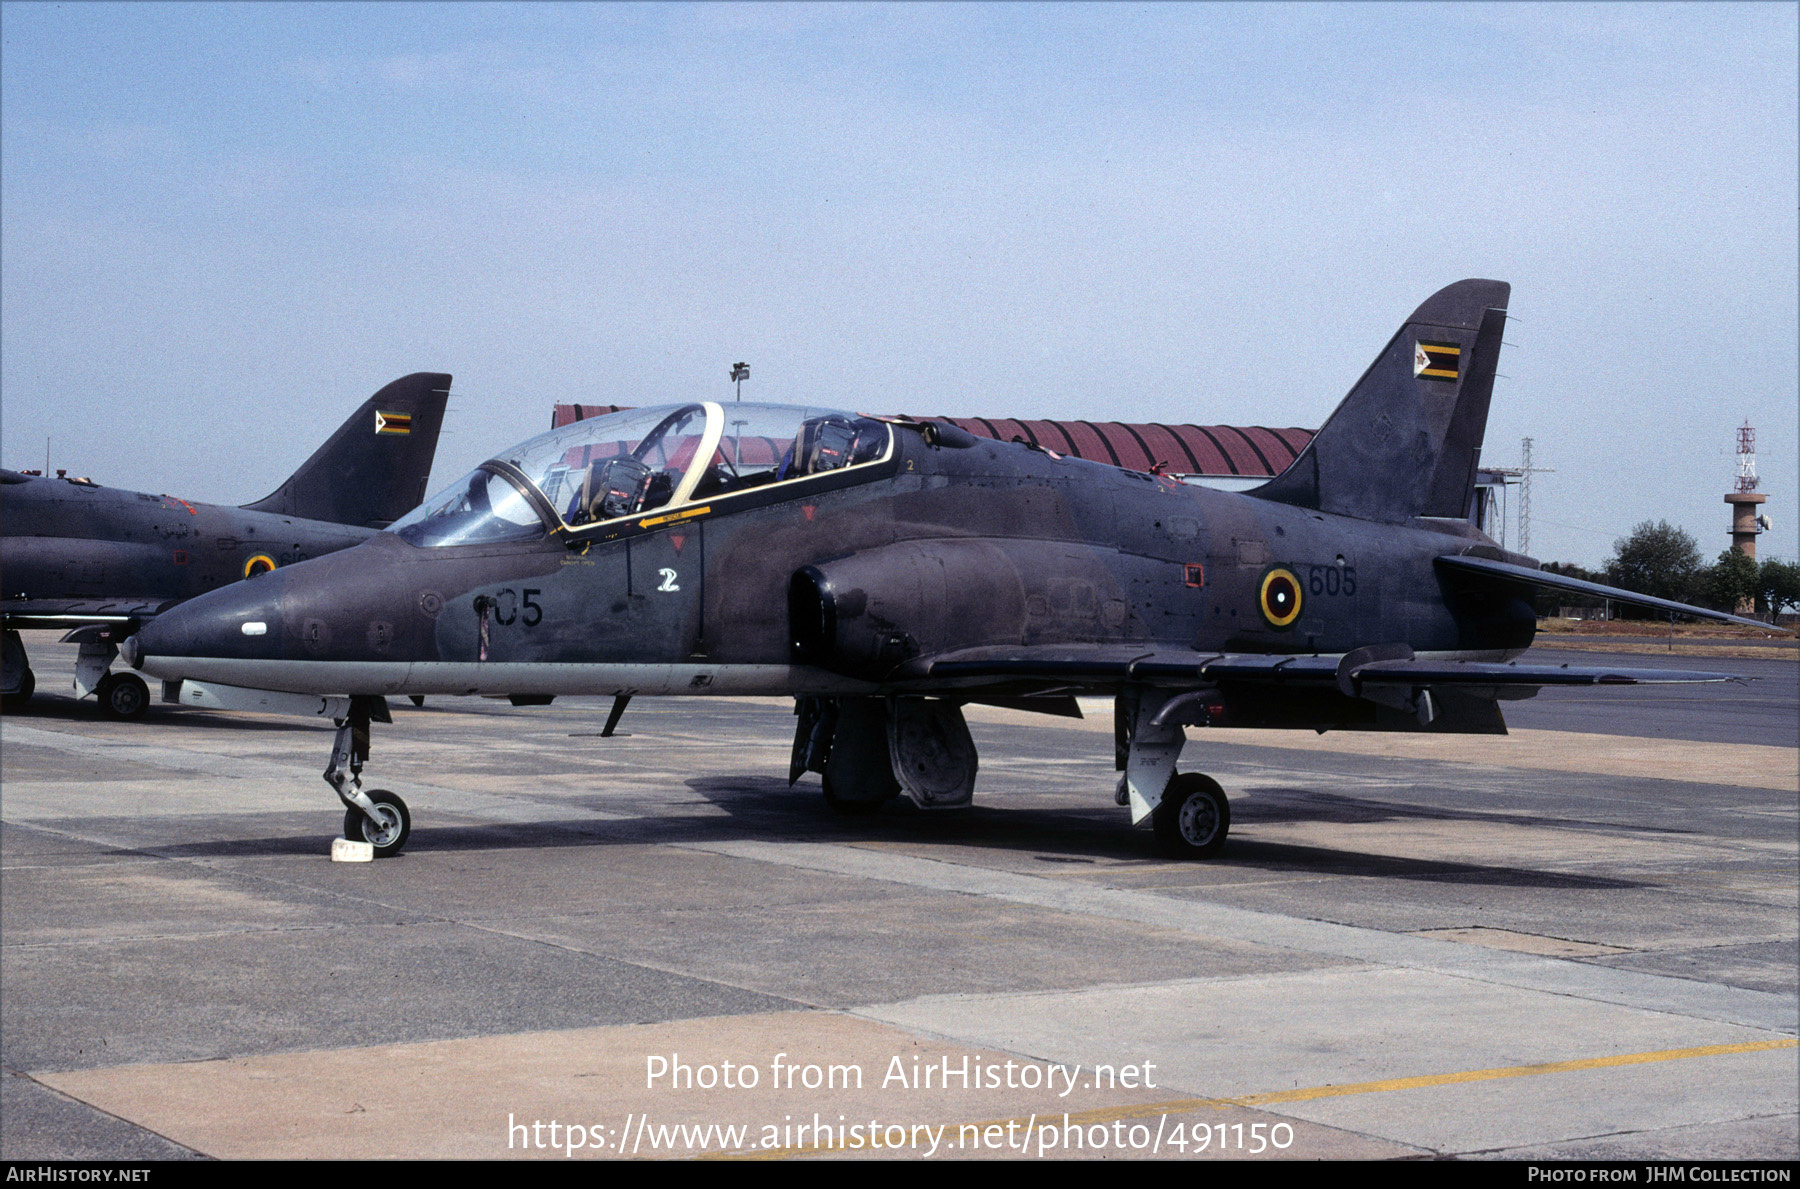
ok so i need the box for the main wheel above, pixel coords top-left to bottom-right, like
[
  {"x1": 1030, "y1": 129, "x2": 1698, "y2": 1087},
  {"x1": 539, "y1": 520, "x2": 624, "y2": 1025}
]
[
  {"x1": 343, "y1": 790, "x2": 411, "y2": 857},
  {"x1": 818, "y1": 698, "x2": 900, "y2": 815},
  {"x1": 2, "y1": 668, "x2": 35, "y2": 711},
  {"x1": 96, "y1": 672, "x2": 150, "y2": 720},
  {"x1": 1152, "y1": 773, "x2": 1230, "y2": 859},
  {"x1": 821, "y1": 772, "x2": 885, "y2": 816}
]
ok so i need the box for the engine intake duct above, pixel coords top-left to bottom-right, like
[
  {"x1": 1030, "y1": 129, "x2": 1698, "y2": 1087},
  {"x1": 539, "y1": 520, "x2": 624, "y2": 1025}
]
[{"x1": 789, "y1": 539, "x2": 1032, "y2": 679}]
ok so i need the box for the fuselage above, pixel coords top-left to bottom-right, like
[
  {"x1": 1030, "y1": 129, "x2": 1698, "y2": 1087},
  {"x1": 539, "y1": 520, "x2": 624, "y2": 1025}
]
[
  {"x1": 1, "y1": 469, "x2": 372, "y2": 625},
  {"x1": 126, "y1": 402, "x2": 1536, "y2": 699}
]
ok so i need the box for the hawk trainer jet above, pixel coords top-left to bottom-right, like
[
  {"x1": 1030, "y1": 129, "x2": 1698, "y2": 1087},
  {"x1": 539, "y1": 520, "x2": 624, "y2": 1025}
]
[{"x1": 123, "y1": 283, "x2": 1771, "y2": 857}]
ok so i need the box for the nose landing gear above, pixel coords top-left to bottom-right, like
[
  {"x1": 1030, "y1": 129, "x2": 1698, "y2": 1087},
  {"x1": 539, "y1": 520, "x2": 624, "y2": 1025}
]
[
  {"x1": 343, "y1": 789, "x2": 411, "y2": 857},
  {"x1": 324, "y1": 696, "x2": 410, "y2": 857}
]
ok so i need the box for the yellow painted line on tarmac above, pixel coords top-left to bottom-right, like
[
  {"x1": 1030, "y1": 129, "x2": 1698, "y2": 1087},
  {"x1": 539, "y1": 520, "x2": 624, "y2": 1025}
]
[
  {"x1": 1219, "y1": 1037, "x2": 1798, "y2": 1107},
  {"x1": 716, "y1": 1036, "x2": 1798, "y2": 1160}
]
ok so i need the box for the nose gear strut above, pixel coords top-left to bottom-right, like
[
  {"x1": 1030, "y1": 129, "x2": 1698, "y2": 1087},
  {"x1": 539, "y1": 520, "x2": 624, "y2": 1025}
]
[{"x1": 324, "y1": 695, "x2": 410, "y2": 857}]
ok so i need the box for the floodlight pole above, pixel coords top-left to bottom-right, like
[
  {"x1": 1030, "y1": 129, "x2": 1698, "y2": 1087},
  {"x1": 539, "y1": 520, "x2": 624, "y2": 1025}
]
[{"x1": 730, "y1": 362, "x2": 749, "y2": 402}]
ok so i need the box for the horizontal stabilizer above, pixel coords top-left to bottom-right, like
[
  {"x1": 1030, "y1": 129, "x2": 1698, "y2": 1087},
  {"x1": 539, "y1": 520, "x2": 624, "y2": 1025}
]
[{"x1": 1435, "y1": 554, "x2": 1784, "y2": 632}]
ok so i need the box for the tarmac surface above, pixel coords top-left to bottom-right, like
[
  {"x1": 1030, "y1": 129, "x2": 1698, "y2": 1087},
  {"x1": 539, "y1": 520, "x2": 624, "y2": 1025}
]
[{"x1": 2, "y1": 630, "x2": 1795, "y2": 1161}]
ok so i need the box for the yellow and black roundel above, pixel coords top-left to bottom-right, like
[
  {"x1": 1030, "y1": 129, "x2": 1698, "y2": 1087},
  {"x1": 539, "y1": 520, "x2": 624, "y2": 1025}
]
[
  {"x1": 243, "y1": 554, "x2": 277, "y2": 579},
  {"x1": 1258, "y1": 566, "x2": 1303, "y2": 629}
]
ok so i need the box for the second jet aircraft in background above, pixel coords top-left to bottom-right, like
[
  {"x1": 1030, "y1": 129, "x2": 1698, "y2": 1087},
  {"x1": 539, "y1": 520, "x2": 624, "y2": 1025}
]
[{"x1": 2, "y1": 373, "x2": 451, "y2": 717}]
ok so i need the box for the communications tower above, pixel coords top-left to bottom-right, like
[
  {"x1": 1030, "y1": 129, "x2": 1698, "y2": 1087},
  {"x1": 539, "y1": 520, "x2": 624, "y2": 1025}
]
[{"x1": 1724, "y1": 421, "x2": 1766, "y2": 559}]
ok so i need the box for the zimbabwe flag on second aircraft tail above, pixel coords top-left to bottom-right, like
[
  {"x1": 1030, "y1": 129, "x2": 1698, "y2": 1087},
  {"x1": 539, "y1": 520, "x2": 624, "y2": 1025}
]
[{"x1": 1412, "y1": 340, "x2": 1461, "y2": 383}]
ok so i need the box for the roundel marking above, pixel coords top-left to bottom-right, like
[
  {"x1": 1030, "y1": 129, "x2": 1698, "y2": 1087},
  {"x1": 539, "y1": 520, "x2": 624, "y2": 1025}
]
[
  {"x1": 243, "y1": 554, "x2": 278, "y2": 579},
  {"x1": 1258, "y1": 566, "x2": 1303, "y2": 629}
]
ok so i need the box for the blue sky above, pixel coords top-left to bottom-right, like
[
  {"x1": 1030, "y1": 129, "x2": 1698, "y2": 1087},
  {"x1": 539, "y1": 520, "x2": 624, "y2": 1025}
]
[{"x1": 4, "y1": 1, "x2": 1795, "y2": 567}]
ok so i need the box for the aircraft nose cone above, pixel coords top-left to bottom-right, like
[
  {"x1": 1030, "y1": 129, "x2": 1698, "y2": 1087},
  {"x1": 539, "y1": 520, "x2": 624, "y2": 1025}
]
[
  {"x1": 128, "y1": 533, "x2": 438, "y2": 688},
  {"x1": 130, "y1": 573, "x2": 287, "y2": 677}
]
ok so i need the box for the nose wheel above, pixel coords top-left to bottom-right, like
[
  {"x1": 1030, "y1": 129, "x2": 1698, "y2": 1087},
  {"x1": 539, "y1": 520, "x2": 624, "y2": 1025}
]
[{"x1": 343, "y1": 790, "x2": 411, "y2": 857}]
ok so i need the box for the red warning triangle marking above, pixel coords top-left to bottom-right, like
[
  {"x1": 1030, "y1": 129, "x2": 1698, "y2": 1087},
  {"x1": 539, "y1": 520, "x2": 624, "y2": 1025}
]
[
  {"x1": 802, "y1": 505, "x2": 816, "y2": 521},
  {"x1": 669, "y1": 534, "x2": 686, "y2": 553}
]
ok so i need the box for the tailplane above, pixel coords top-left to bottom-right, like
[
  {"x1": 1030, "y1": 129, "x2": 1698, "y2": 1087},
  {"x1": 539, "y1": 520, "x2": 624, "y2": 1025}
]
[
  {"x1": 243, "y1": 373, "x2": 451, "y2": 528},
  {"x1": 1253, "y1": 280, "x2": 1508, "y2": 523}
]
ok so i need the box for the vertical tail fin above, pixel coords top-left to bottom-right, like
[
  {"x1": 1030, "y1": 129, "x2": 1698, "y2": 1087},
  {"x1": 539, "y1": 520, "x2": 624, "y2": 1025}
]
[
  {"x1": 1253, "y1": 280, "x2": 1509, "y2": 523},
  {"x1": 242, "y1": 373, "x2": 451, "y2": 528}
]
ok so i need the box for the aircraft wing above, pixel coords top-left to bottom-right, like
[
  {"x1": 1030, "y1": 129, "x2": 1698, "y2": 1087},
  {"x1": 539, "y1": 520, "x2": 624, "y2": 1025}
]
[
  {"x1": 1435, "y1": 554, "x2": 1782, "y2": 632},
  {"x1": 2, "y1": 597, "x2": 175, "y2": 628},
  {"x1": 921, "y1": 643, "x2": 1733, "y2": 736},
  {"x1": 922, "y1": 645, "x2": 1735, "y2": 689}
]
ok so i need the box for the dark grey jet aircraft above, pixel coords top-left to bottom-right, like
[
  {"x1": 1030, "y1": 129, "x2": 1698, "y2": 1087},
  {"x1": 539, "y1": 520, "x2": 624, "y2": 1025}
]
[
  {"x1": 3, "y1": 373, "x2": 450, "y2": 717},
  {"x1": 122, "y1": 282, "x2": 1773, "y2": 859}
]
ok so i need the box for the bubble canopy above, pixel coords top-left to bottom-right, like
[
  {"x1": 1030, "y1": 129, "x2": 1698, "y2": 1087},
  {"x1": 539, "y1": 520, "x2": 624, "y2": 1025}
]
[{"x1": 389, "y1": 401, "x2": 893, "y2": 548}]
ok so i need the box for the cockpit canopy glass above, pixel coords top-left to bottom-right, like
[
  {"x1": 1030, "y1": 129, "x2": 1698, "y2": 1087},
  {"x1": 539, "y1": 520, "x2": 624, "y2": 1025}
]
[
  {"x1": 389, "y1": 401, "x2": 891, "y2": 548},
  {"x1": 387, "y1": 467, "x2": 547, "y2": 548}
]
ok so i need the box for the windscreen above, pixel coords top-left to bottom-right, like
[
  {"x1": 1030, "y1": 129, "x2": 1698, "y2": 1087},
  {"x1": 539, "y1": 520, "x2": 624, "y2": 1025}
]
[{"x1": 388, "y1": 467, "x2": 546, "y2": 547}]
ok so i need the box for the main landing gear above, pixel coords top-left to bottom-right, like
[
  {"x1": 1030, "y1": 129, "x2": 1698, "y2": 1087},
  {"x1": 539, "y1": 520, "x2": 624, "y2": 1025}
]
[
  {"x1": 2, "y1": 630, "x2": 33, "y2": 710},
  {"x1": 95, "y1": 672, "x2": 150, "y2": 721},
  {"x1": 794, "y1": 690, "x2": 1232, "y2": 860},
  {"x1": 324, "y1": 696, "x2": 410, "y2": 857},
  {"x1": 64, "y1": 626, "x2": 151, "y2": 720},
  {"x1": 1152, "y1": 773, "x2": 1230, "y2": 859},
  {"x1": 791, "y1": 696, "x2": 976, "y2": 817},
  {"x1": 1118, "y1": 688, "x2": 1232, "y2": 860},
  {"x1": 1, "y1": 628, "x2": 150, "y2": 719}
]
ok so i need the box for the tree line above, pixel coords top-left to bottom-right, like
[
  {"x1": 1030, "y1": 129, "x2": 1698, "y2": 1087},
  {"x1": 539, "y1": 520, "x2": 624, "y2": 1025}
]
[{"x1": 1541, "y1": 521, "x2": 1799, "y2": 621}]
